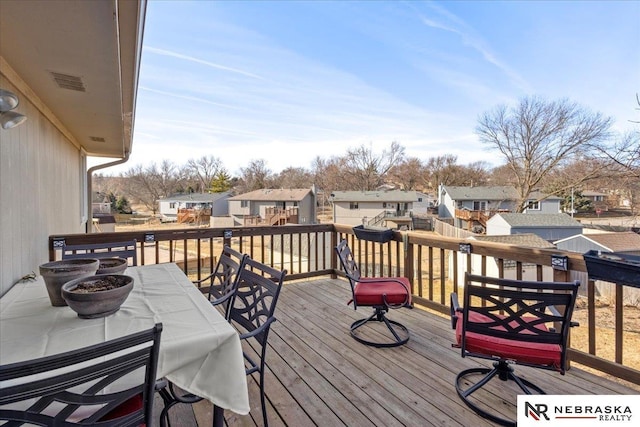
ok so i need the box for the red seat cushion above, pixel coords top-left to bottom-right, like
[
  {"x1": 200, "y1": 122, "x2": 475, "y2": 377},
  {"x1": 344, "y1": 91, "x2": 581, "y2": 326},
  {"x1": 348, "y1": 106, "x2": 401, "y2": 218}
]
[
  {"x1": 354, "y1": 277, "x2": 411, "y2": 306},
  {"x1": 98, "y1": 393, "x2": 145, "y2": 425},
  {"x1": 455, "y1": 311, "x2": 562, "y2": 370}
]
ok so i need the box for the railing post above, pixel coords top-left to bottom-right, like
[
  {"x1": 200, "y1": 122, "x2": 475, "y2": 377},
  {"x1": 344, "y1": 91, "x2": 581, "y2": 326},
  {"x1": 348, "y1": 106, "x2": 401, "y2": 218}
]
[
  {"x1": 405, "y1": 237, "x2": 414, "y2": 294},
  {"x1": 330, "y1": 231, "x2": 337, "y2": 279}
]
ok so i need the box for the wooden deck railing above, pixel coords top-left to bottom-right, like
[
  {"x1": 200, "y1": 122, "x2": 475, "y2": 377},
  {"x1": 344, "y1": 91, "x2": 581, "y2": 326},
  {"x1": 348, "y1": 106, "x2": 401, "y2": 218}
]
[{"x1": 49, "y1": 223, "x2": 640, "y2": 386}]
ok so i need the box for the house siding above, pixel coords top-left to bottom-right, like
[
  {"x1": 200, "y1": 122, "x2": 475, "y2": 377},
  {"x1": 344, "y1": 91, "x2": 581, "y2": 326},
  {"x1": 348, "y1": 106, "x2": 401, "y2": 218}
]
[
  {"x1": 555, "y1": 236, "x2": 607, "y2": 254},
  {"x1": 158, "y1": 193, "x2": 231, "y2": 218},
  {"x1": 228, "y1": 192, "x2": 315, "y2": 225},
  {"x1": 0, "y1": 76, "x2": 84, "y2": 296}
]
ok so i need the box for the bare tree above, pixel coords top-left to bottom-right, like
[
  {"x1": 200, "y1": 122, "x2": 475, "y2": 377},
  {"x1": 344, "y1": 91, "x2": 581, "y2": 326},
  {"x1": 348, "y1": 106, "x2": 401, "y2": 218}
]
[
  {"x1": 423, "y1": 155, "x2": 489, "y2": 188},
  {"x1": 272, "y1": 167, "x2": 313, "y2": 189},
  {"x1": 594, "y1": 131, "x2": 640, "y2": 178},
  {"x1": 186, "y1": 155, "x2": 225, "y2": 192},
  {"x1": 342, "y1": 141, "x2": 405, "y2": 191},
  {"x1": 476, "y1": 96, "x2": 613, "y2": 212},
  {"x1": 236, "y1": 159, "x2": 273, "y2": 193},
  {"x1": 123, "y1": 160, "x2": 185, "y2": 214},
  {"x1": 387, "y1": 157, "x2": 425, "y2": 190},
  {"x1": 455, "y1": 161, "x2": 491, "y2": 187}
]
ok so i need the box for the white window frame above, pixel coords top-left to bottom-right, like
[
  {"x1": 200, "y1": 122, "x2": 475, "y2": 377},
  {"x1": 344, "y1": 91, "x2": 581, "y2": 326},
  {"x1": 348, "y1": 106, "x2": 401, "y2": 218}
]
[{"x1": 526, "y1": 200, "x2": 540, "y2": 210}]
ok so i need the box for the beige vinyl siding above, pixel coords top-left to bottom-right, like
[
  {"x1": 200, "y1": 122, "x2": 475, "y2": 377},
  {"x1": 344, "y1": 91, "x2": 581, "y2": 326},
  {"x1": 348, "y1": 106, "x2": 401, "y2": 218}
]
[{"x1": 0, "y1": 78, "x2": 84, "y2": 296}]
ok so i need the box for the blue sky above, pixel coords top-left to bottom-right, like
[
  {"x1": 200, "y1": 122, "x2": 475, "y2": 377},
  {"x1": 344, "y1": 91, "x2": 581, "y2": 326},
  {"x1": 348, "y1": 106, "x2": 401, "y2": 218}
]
[{"x1": 100, "y1": 0, "x2": 640, "y2": 176}]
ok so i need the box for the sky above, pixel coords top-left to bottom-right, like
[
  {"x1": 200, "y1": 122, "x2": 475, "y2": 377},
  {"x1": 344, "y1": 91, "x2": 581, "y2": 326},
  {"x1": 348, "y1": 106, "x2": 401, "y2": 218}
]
[{"x1": 95, "y1": 0, "x2": 640, "y2": 177}]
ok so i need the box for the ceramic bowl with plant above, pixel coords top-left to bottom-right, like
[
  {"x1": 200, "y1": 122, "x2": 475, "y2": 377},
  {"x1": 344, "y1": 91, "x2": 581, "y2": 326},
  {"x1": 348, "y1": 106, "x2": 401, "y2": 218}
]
[
  {"x1": 61, "y1": 274, "x2": 134, "y2": 319},
  {"x1": 39, "y1": 259, "x2": 100, "y2": 306}
]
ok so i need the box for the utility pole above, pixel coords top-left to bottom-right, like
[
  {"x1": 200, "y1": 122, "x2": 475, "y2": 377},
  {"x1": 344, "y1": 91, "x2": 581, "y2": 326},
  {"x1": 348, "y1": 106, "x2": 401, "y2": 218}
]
[{"x1": 571, "y1": 187, "x2": 574, "y2": 218}]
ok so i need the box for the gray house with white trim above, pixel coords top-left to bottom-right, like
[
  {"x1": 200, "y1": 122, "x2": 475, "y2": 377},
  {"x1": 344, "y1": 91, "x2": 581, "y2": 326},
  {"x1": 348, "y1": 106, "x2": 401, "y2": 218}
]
[
  {"x1": 438, "y1": 185, "x2": 562, "y2": 231},
  {"x1": 228, "y1": 188, "x2": 316, "y2": 226},
  {"x1": 330, "y1": 190, "x2": 417, "y2": 227},
  {"x1": 158, "y1": 192, "x2": 231, "y2": 222}
]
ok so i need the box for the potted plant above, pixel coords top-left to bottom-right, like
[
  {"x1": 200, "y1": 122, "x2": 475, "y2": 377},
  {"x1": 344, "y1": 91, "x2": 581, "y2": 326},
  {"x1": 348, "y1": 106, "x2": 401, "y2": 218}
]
[{"x1": 39, "y1": 259, "x2": 100, "y2": 306}]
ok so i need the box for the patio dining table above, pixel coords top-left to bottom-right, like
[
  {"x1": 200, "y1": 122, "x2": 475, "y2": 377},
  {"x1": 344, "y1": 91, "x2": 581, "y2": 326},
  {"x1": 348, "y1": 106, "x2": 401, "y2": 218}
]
[{"x1": 0, "y1": 262, "x2": 250, "y2": 426}]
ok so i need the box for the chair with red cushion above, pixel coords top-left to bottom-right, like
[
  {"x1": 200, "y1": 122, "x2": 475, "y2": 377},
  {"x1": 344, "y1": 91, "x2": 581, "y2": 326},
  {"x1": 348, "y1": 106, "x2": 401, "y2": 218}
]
[
  {"x1": 451, "y1": 273, "x2": 580, "y2": 426},
  {"x1": 0, "y1": 323, "x2": 162, "y2": 427},
  {"x1": 335, "y1": 239, "x2": 413, "y2": 348}
]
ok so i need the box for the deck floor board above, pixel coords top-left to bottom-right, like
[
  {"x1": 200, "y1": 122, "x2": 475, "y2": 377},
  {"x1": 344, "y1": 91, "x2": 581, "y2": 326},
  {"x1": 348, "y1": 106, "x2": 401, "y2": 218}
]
[{"x1": 169, "y1": 277, "x2": 639, "y2": 427}]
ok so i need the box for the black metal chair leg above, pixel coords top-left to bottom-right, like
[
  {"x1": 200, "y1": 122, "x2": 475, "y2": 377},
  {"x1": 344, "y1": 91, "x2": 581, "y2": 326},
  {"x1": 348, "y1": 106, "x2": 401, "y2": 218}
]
[
  {"x1": 259, "y1": 368, "x2": 269, "y2": 427},
  {"x1": 158, "y1": 382, "x2": 204, "y2": 427},
  {"x1": 455, "y1": 361, "x2": 546, "y2": 427},
  {"x1": 350, "y1": 308, "x2": 409, "y2": 348}
]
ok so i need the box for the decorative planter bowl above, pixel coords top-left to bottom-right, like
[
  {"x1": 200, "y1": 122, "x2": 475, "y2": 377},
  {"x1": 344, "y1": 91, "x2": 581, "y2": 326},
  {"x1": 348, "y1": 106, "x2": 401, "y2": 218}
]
[
  {"x1": 352, "y1": 225, "x2": 395, "y2": 243},
  {"x1": 39, "y1": 259, "x2": 100, "y2": 306},
  {"x1": 61, "y1": 274, "x2": 134, "y2": 319},
  {"x1": 96, "y1": 257, "x2": 128, "y2": 275}
]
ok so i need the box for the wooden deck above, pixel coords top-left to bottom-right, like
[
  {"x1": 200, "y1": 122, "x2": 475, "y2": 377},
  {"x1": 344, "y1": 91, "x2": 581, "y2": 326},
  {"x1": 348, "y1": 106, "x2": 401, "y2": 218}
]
[{"x1": 157, "y1": 277, "x2": 639, "y2": 427}]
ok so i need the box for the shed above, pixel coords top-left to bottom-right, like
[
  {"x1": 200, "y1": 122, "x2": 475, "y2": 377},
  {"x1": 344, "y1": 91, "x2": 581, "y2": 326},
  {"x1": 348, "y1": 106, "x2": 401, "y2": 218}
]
[
  {"x1": 487, "y1": 213, "x2": 583, "y2": 242},
  {"x1": 555, "y1": 232, "x2": 640, "y2": 256}
]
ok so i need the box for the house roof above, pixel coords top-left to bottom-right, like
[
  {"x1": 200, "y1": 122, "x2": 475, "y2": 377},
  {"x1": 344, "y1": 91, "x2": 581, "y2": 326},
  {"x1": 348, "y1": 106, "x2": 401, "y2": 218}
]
[
  {"x1": 528, "y1": 191, "x2": 562, "y2": 201},
  {"x1": 0, "y1": 0, "x2": 146, "y2": 159},
  {"x1": 442, "y1": 186, "x2": 560, "y2": 202},
  {"x1": 229, "y1": 189, "x2": 311, "y2": 201},
  {"x1": 469, "y1": 233, "x2": 555, "y2": 249},
  {"x1": 555, "y1": 232, "x2": 640, "y2": 252},
  {"x1": 582, "y1": 190, "x2": 608, "y2": 197},
  {"x1": 492, "y1": 213, "x2": 583, "y2": 228},
  {"x1": 330, "y1": 190, "x2": 417, "y2": 202},
  {"x1": 159, "y1": 192, "x2": 231, "y2": 203},
  {"x1": 442, "y1": 186, "x2": 518, "y2": 201}
]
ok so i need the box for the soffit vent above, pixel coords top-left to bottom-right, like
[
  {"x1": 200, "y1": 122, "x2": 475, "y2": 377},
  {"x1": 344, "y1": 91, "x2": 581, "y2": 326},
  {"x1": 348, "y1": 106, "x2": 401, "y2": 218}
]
[
  {"x1": 50, "y1": 71, "x2": 86, "y2": 92},
  {"x1": 89, "y1": 136, "x2": 106, "y2": 142}
]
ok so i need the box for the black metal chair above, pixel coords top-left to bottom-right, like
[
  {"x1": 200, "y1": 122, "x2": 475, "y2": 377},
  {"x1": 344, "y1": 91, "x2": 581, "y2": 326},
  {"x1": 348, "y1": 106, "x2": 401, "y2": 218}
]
[
  {"x1": 158, "y1": 246, "x2": 248, "y2": 427},
  {"x1": 0, "y1": 323, "x2": 162, "y2": 426},
  {"x1": 229, "y1": 257, "x2": 286, "y2": 427},
  {"x1": 193, "y1": 245, "x2": 248, "y2": 319},
  {"x1": 62, "y1": 239, "x2": 138, "y2": 266},
  {"x1": 451, "y1": 273, "x2": 580, "y2": 426},
  {"x1": 159, "y1": 257, "x2": 286, "y2": 427},
  {"x1": 335, "y1": 239, "x2": 413, "y2": 348}
]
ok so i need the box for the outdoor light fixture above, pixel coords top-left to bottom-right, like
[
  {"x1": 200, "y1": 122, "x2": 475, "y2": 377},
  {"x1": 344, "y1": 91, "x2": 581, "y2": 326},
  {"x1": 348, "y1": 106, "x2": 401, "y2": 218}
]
[
  {"x1": 0, "y1": 89, "x2": 27, "y2": 130},
  {"x1": 459, "y1": 243, "x2": 472, "y2": 254},
  {"x1": 551, "y1": 254, "x2": 569, "y2": 271}
]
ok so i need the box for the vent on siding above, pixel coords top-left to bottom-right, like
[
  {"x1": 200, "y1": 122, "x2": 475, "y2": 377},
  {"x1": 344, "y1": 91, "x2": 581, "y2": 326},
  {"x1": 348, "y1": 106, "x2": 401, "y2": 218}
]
[
  {"x1": 89, "y1": 136, "x2": 106, "y2": 142},
  {"x1": 50, "y1": 72, "x2": 86, "y2": 92}
]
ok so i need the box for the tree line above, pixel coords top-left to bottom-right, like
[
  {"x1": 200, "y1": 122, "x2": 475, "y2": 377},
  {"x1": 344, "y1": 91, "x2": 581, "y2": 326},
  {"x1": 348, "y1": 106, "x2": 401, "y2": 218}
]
[{"x1": 95, "y1": 96, "x2": 639, "y2": 215}]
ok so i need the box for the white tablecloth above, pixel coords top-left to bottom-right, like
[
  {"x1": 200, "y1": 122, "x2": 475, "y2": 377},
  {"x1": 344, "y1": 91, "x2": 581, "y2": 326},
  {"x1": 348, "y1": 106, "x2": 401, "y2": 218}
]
[{"x1": 0, "y1": 263, "x2": 250, "y2": 415}]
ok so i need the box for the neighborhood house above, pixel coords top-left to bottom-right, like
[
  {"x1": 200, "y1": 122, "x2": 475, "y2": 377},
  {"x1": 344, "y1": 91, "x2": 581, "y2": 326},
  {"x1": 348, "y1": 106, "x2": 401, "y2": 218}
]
[
  {"x1": 158, "y1": 192, "x2": 231, "y2": 223},
  {"x1": 227, "y1": 188, "x2": 316, "y2": 226},
  {"x1": 330, "y1": 190, "x2": 417, "y2": 228}
]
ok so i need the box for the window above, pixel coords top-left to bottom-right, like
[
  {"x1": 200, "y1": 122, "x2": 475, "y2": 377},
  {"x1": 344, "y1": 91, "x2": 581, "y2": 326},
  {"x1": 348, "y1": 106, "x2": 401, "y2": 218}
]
[
  {"x1": 526, "y1": 200, "x2": 540, "y2": 210},
  {"x1": 383, "y1": 202, "x2": 387, "y2": 208},
  {"x1": 418, "y1": 197, "x2": 423, "y2": 202},
  {"x1": 350, "y1": 202, "x2": 359, "y2": 210},
  {"x1": 241, "y1": 200, "x2": 249, "y2": 208},
  {"x1": 169, "y1": 202, "x2": 176, "y2": 209},
  {"x1": 473, "y1": 201, "x2": 487, "y2": 211}
]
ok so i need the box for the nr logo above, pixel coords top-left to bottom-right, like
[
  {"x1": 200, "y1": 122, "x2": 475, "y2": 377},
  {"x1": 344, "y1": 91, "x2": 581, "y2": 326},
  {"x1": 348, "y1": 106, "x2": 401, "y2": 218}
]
[{"x1": 525, "y1": 402, "x2": 550, "y2": 421}]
